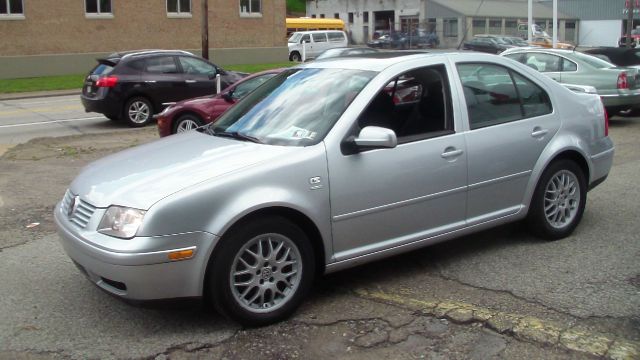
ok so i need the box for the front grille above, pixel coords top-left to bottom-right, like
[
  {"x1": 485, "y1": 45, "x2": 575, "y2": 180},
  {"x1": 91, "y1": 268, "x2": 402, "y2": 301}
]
[{"x1": 61, "y1": 190, "x2": 97, "y2": 229}]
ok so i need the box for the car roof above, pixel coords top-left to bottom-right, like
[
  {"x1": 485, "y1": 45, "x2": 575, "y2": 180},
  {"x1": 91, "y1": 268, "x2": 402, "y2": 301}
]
[
  {"x1": 101, "y1": 49, "x2": 195, "y2": 63},
  {"x1": 300, "y1": 51, "x2": 489, "y2": 72}
]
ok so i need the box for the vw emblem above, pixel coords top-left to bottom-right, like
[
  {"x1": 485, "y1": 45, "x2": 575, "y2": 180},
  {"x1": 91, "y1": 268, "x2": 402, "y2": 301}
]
[{"x1": 67, "y1": 195, "x2": 80, "y2": 218}]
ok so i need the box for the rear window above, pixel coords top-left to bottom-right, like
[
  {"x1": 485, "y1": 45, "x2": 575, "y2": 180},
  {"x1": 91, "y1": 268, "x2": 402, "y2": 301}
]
[
  {"x1": 91, "y1": 63, "x2": 114, "y2": 76},
  {"x1": 572, "y1": 52, "x2": 613, "y2": 69},
  {"x1": 145, "y1": 56, "x2": 178, "y2": 74}
]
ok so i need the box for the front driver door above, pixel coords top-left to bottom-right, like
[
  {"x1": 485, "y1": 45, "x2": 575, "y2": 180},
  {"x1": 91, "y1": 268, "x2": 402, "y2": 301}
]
[
  {"x1": 178, "y1": 56, "x2": 217, "y2": 98},
  {"x1": 326, "y1": 63, "x2": 468, "y2": 262}
]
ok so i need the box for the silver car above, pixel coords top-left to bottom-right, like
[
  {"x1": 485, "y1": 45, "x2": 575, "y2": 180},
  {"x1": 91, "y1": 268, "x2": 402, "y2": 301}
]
[
  {"x1": 501, "y1": 47, "x2": 640, "y2": 115},
  {"x1": 55, "y1": 52, "x2": 614, "y2": 326}
]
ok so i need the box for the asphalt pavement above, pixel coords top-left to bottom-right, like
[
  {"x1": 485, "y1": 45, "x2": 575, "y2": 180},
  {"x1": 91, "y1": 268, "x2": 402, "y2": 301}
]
[{"x1": 0, "y1": 93, "x2": 638, "y2": 359}]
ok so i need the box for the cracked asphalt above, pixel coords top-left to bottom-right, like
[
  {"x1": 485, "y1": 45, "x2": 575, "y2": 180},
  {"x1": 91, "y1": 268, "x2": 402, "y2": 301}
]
[{"x1": 0, "y1": 111, "x2": 638, "y2": 359}]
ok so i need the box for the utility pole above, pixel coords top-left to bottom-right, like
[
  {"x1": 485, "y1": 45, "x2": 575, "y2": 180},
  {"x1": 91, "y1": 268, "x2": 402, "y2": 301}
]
[
  {"x1": 626, "y1": 0, "x2": 635, "y2": 48},
  {"x1": 201, "y1": 0, "x2": 209, "y2": 60},
  {"x1": 528, "y1": 0, "x2": 533, "y2": 42},
  {"x1": 552, "y1": 0, "x2": 558, "y2": 48}
]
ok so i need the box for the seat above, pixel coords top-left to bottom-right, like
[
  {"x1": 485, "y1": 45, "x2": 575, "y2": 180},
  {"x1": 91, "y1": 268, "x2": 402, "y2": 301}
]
[
  {"x1": 399, "y1": 82, "x2": 446, "y2": 137},
  {"x1": 358, "y1": 91, "x2": 395, "y2": 129}
]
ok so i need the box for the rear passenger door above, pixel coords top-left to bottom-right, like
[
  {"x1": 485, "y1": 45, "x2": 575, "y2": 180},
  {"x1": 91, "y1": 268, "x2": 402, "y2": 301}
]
[
  {"x1": 456, "y1": 63, "x2": 559, "y2": 225},
  {"x1": 141, "y1": 55, "x2": 186, "y2": 108}
]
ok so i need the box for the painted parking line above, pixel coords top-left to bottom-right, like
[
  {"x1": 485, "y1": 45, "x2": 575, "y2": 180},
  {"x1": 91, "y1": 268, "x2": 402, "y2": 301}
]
[
  {"x1": 0, "y1": 116, "x2": 105, "y2": 128},
  {"x1": 355, "y1": 288, "x2": 639, "y2": 360}
]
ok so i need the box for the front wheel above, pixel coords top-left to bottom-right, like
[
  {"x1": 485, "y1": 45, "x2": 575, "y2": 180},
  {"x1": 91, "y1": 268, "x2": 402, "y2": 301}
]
[
  {"x1": 289, "y1": 52, "x2": 302, "y2": 62},
  {"x1": 527, "y1": 160, "x2": 587, "y2": 240},
  {"x1": 173, "y1": 114, "x2": 204, "y2": 134},
  {"x1": 208, "y1": 216, "x2": 315, "y2": 326},
  {"x1": 124, "y1": 97, "x2": 154, "y2": 127}
]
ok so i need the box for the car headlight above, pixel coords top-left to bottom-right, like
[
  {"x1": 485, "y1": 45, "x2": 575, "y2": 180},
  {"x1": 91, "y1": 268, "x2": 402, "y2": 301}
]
[{"x1": 97, "y1": 206, "x2": 146, "y2": 239}]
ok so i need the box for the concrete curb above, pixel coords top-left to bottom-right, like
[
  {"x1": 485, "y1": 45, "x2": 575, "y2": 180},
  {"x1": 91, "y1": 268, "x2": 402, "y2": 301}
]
[
  {"x1": 0, "y1": 89, "x2": 81, "y2": 101},
  {"x1": 355, "y1": 288, "x2": 639, "y2": 360}
]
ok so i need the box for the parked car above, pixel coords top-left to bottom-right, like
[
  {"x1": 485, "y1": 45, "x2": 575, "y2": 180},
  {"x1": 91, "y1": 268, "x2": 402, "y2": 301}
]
[
  {"x1": 462, "y1": 36, "x2": 514, "y2": 54},
  {"x1": 583, "y1": 47, "x2": 640, "y2": 68},
  {"x1": 81, "y1": 50, "x2": 246, "y2": 127},
  {"x1": 502, "y1": 47, "x2": 640, "y2": 115},
  {"x1": 156, "y1": 69, "x2": 284, "y2": 137},
  {"x1": 288, "y1": 30, "x2": 348, "y2": 61},
  {"x1": 367, "y1": 32, "x2": 409, "y2": 49},
  {"x1": 56, "y1": 51, "x2": 613, "y2": 327},
  {"x1": 529, "y1": 36, "x2": 574, "y2": 50},
  {"x1": 474, "y1": 34, "x2": 529, "y2": 48},
  {"x1": 315, "y1": 47, "x2": 379, "y2": 61},
  {"x1": 618, "y1": 29, "x2": 640, "y2": 47}
]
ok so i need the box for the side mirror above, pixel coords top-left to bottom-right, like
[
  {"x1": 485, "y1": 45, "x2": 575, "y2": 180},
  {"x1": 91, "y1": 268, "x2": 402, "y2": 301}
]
[
  {"x1": 222, "y1": 90, "x2": 234, "y2": 103},
  {"x1": 353, "y1": 126, "x2": 397, "y2": 150}
]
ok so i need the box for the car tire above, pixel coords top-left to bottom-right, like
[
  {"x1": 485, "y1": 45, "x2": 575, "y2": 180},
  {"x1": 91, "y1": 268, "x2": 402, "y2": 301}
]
[
  {"x1": 124, "y1": 97, "x2": 154, "y2": 127},
  {"x1": 289, "y1": 52, "x2": 302, "y2": 62},
  {"x1": 207, "y1": 216, "x2": 315, "y2": 327},
  {"x1": 527, "y1": 159, "x2": 586, "y2": 240},
  {"x1": 173, "y1": 114, "x2": 204, "y2": 134}
]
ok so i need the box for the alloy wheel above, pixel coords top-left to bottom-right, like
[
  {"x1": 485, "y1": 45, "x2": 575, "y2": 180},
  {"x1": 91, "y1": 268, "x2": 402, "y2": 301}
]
[
  {"x1": 229, "y1": 233, "x2": 301, "y2": 313},
  {"x1": 544, "y1": 170, "x2": 580, "y2": 229}
]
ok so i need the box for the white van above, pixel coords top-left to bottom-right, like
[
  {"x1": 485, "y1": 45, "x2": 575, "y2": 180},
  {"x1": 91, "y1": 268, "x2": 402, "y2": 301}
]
[{"x1": 288, "y1": 30, "x2": 348, "y2": 61}]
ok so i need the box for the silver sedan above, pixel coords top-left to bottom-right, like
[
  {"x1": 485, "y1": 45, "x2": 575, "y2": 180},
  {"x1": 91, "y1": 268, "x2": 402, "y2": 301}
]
[{"x1": 55, "y1": 52, "x2": 614, "y2": 326}]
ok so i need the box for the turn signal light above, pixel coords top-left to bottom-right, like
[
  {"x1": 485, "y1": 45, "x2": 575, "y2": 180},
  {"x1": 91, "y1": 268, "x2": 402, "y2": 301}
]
[
  {"x1": 168, "y1": 249, "x2": 194, "y2": 261},
  {"x1": 96, "y1": 76, "x2": 119, "y2": 88}
]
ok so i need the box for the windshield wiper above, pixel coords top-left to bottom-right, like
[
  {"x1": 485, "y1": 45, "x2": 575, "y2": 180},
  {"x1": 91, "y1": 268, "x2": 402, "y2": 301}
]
[{"x1": 212, "y1": 130, "x2": 263, "y2": 144}]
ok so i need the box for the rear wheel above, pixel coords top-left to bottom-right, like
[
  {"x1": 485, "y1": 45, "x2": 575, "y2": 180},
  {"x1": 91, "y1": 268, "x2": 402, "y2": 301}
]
[
  {"x1": 527, "y1": 160, "x2": 586, "y2": 240},
  {"x1": 207, "y1": 216, "x2": 315, "y2": 327},
  {"x1": 173, "y1": 114, "x2": 204, "y2": 134},
  {"x1": 124, "y1": 97, "x2": 154, "y2": 127}
]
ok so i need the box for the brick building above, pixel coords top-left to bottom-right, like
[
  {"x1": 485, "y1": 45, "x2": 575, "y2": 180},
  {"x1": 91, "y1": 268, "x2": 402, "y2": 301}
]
[{"x1": 0, "y1": 0, "x2": 287, "y2": 78}]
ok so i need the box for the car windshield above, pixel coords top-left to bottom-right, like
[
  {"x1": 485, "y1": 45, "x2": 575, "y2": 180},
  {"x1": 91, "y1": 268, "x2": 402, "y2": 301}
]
[
  {"x1": 572, "y1": 52, "x2": 614, "y2": 69},
  {"x1": 205, "y1": 68, "x2": 376, "y2": 146},
  {"x1": 288, "y1": 33, "x2": 302, "y2": 43}
]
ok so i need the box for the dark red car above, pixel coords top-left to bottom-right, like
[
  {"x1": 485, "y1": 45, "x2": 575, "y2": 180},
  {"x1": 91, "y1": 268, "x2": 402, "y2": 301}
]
[{"x1": 156, "y1": 69, "x2": 284, "y2": 137}]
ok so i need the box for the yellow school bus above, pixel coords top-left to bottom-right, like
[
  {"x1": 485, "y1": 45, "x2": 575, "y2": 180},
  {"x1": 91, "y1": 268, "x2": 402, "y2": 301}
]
[{"x1": 286, "y1": 18, "x2": 346, "y2": 38}]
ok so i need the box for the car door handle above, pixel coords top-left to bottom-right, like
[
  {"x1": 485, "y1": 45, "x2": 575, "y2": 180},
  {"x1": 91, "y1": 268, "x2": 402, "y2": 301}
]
[
  {"x1": 185, "y1": 80, "x2": 197, "y2": 83},
  {"x1": 531, "y1": 128, "x2": 549, "y2": 138},
  {"x1": 441, "y1": 148, "x2": 463, "y2": 159}
]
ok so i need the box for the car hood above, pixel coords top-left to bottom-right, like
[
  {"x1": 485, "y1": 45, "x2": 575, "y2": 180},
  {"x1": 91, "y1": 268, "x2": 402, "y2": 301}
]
[{"x1": 70, "y1": 131, "x2": 294, "y2": 210}]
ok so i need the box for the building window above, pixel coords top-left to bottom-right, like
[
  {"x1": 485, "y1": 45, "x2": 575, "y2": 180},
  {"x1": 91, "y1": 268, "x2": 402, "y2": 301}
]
[
  {"x1": 334, "y1": 13, "x2": 339, "y2": 19},
  {"x1": 472, "y1": 18, "x2": 486, "y2": 35},
  {"x1": 85, "y1": 0, "x2": 113, "y2": 18},
  {"x1": 240, "y1": 0, "x2": 261, "y2": 18},
  {"x1": 0, "y1": 0, "x2": 24, "y2": 19},
  {"x1": 311, "y1": 14, "x2": 316, "y2": 18},
  {"x1": 348, "y1": 12, "x2": 353, "y2": 24},
  {"x1": 167, "y1": 0, "x2": 191, "y2": 18},
  {"x1": 320, "y1": 14, "x2": 325, "y2": 18},
  {"x1": 443, "y1": 18, "x2": 458, "y2": 37},
  {"x1": 489, "y1": 19, "x2": 501, "y2": 34},
  {"x1": 363, "y1": 12, "x2": 368, "y2": 23},
  {"x1": 505, "y1": 19, "x2": 518, "y2": 36}
]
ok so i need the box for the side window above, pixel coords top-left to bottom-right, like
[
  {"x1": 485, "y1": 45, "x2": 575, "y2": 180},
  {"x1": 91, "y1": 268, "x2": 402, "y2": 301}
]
[
  {"x1": 231, "y1": 74, "x2": 276, "y2": 100},
  {"x1": 178, "y1": 56, "x2": 216, "y2": 76},
  {"x1": 524, "y1": 53, "x2": 561, "y2": 72},
  {"x1": 561, "y1": 58, "x2": 577, "y2": 71},
  {"x1": 457, "y1": 63, "x2": 552, "y2": 129},
  {"x1": 328, "y1": 32, "x2": 345, "y2": 42},
  {"x1": 312, "y1": 33, "x2": 327, "y2": 42},
  {"x1": 457, "y1": 63, "x2": 522, "y2": 129},
  {"x1": 145, "y1": 56, "x2": 178, "y2": 74},
  {"x1": 301, "y1": 34, "x2": 311, "y2": 43},
  {"x1": 504, "y1": 53, "x2": 525, "y2": 64},
  {"x1": 358, "y1": 64, "x2": 453, "y2": 143},
  {"x1": 127, "y1": 59, "x2": 146, "y2": 72},
  {"x1": 511, "y1": 72, "x2": 552, "y2": 118}
]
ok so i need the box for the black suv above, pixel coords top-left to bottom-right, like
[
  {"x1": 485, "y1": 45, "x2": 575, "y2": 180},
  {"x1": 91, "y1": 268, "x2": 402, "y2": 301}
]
[{"x1": 81, "y1": 50, "x2": 246, "y2": 127}]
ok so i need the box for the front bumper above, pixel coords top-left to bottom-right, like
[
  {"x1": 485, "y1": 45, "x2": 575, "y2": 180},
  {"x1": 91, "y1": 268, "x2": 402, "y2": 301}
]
[{"x1": 54, "y1": 201, "x2": 218, "y2": 300}]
